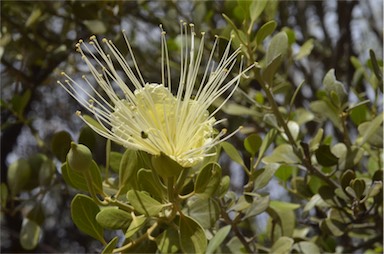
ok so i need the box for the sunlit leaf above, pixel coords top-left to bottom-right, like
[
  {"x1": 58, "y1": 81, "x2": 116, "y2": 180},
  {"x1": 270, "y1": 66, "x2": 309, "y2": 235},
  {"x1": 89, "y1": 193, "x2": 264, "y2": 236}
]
[
  {"x1": 293, "y1": 241, "x2": 321, "y2": 254},
  {"x1": 295, "y1": 39, "x2": 314, "y2": 60},
  {"x1": 250, "y1": 0, "x2": 267, "y2": 22},
  {"x1": 262, "y1": 144, "x2": 300, "y2": 164},
  {"x1": 125, "y1": 215, "x2": 146, "y2": 239},
  {"x1": 323, "y1": 69, "x2": 347, "y2": 105},
  {"x1": 270, "y1": 236, "x2": 294, "y2": 254},
  {"x1": 20, "y1": 218, "x2": 41, "y2": 250},
  {"x1": 206, "y1": 225, "x2": 231, "y2": 254}
]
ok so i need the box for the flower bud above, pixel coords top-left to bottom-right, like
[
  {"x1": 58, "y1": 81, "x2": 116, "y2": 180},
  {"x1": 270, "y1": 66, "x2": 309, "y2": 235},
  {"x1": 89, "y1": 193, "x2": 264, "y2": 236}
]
[{"x1": 67, "y1": 142, "x2": 93, "y2": 172}]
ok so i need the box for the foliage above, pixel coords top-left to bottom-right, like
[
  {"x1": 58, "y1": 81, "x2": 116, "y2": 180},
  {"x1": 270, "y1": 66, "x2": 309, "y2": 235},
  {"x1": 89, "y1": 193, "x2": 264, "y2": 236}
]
[{"x1": 1, "y1": 0, "x2": 382, "y2": 253}]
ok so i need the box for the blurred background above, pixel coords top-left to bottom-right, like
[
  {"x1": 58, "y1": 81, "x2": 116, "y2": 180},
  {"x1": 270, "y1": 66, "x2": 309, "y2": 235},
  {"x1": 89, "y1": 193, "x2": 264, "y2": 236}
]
[{"x1": 1, "y1": 0, "x2": 382, "y2": 252}]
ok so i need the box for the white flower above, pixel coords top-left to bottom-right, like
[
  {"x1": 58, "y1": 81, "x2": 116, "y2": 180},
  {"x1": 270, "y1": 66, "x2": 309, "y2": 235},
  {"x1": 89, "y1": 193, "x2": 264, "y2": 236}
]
[{"x1": 58, "y1": 22, "x2": 253, "y2": 167}]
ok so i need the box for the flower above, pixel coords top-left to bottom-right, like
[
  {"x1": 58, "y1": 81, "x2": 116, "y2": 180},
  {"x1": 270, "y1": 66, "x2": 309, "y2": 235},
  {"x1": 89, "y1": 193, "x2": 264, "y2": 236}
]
[{"x1": 58, "y1": 22, "x2": 253, "y2": 168}]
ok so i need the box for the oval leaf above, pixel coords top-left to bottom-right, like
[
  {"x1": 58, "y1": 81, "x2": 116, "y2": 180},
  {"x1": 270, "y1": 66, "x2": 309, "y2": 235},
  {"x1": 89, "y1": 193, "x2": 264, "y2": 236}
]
[
  {"x1": 127, "y1": 190, "x2": 164, "y2": 216},
  {"x1": 206, "y1": 225, "x2": 231, "y2": 254},
  {"x1": 96, "y1": 207, "x2": 132, "y2": 230},
  {"x1": 179, "y1": 214, "x2": 207, "y2": 254},
  {"x1": 315, "y1": 145, "x2": 339, "y2": 167},
  {"x1": 270, "y1": 236, "x2": 294, "y2": 254},
  {"x1": 244, "y1": 134, "x2": 262, "y2": 156},
  {"x1": 20, "y1": 219, "x2": 41, "y2": 250},
  {"x1": 71, "y1": 194, "x2": 105, "y2": 243}
]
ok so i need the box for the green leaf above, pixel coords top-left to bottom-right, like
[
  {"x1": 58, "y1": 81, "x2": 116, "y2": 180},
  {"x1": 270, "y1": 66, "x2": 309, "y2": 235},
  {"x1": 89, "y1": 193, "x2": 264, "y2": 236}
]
[
  {"x1": 127, "y1": 190, "x2": 164, "y2": 216},
  {"x1": 26, "y1": 154, "x2": 47, "y2": 190},
  {"x1": 27, "y1": 203, "x2": 45, "y2": 225},
  {"x1": 109, "y1": 151, "x2": 122, "y2": 173},
  {"x1": 119, "y1": 149, "x2": 139, "y2": 192},
  {"x1": 265, "y1": 31, "x2": 288, "y2": 67},
  {"x1": 206, "y1": 225, "x2": 231, "y2": 254},
  {"x1": 309, "y1": 128, "x2": 323, "y2": 151},
  {"x1": 315, "y1": 145, "x2": 339, "y2": 167},
  {"x1": 83, "y1": 114, "x2": 106, "y2": 133},
  {"x1": 184, "y1": 197, "x2": 220, "y2": 229},
  {"x1": 1, "y1": 183, "x2": 8, "y2": 209},
  {"x1": 320, "y1": 218, "x2": 345, "y2": 237},
  {"x1": 310, "y1": 100, "x2": 342, "y2": 130},
  {"x1": 12, "y1": 89, "x2": 31, "y2": 116},
  {"x1": 125, "y1": 215, "x2": 146, "y2": 239},
  {"x1": 249, "y1": 0, "x2": 267, "y2": 22},
  {"x1": 137, "y1": 168, "x2": 166, "y2": 200},
  {"x1": 78, "y1": 125, "x2": 97, "y2": 152},
  {"x1": 357, "y1": 113, "x2": 383, "y2": 147},
  {"x1": 83, "y1": 20, "x2": 107, "y2": 34},
  {"x1": 295, "y1": 39, "x2": 314, "y2": 60},
  {"x1": 258, "y1": 129, "x2": 277, "y2": 158},
  {"x1": 256, "y1": 20, "x2": 277, "y2": 46},
  {"x1": 351, "y1": 178, "x2": 366, "y2": 199},
  {"x1": 270, "y1": 236, "x2": 294, "y2": 254},
  {"x1": 253, "y1": 163, "x2": 279, "y2": 190},
  {"x1": 244, "y1": 134, "x2": 262, "y2": 156},
  {"x1": 151, "y1": 152, "x2": 183, "y2": 178},
  {"x1": 293, "y1": 241, "x2": 321, "y2": 254},
  {"x1": 96, "y1": 207, "x2": 132, "y2": 230},
  {"x1": 369, "y1": 49, "x2": 383, "y2": 85},
  {"x1": 275, "y1": 165, "x2": 294, "y2": 182},
  {"x1": 323, "y1": 69, "x2": 347, "y2": 105},
  {"x1": 221, "y1": 142, "x2": 246, "y2": 169},
  {"x1": 194, "y1": 163, "x2": 221, "y2": 199},
  {"x1": 267, "y1": 201, "x2": 300, "y2": 237},
  {"x1": 216, "y1": 175, "x2": 230, "y2": 197},
  {"x1": 20, "y1": 219, "x2": 41, "y2": 250},
  {"x1": 61, "y1": 163, "x2": 88, "y2": 192},
  {"x1": 156, "y1": 226, "x2": 180, "y2": 253},
  {"x1": 349, "y1": 102, "x2": 371, "y2": 126},
  {"x1": 7, "y1": 159, "x2": 31, "y2": 196},
  {"x1": 71, "y1": 194, "x2": 104, "y2": 243},
  {"x1": 262, "y1": 144, "x2": 300, "y2": 164},
  {"x1": 102, "y1": 237, "x2": 119, "y2": 254},
  {"x1": 38, "y1": 159, "x2": 55, "y2": 186},
  {"x1": 243, "y1": 194, "x2": 270, "y2": 219},
  {"x1": 340, "y1": 169, "x2": 356, "y2": 190},
  {"x1": 88, "y1": 160, "x2": 103, "y2": 193},
  {"x1": 281, "y1": 121, "x2": 300, "y2": 141},
  {"x1": 263, "y1": 54, "x2": 283, "y2": 85},
  {"x1": 179, "y1": 214, "x2": 207, "y2": 254},
  {"x1": 51, "y1": 131, "x2": 72, "y2": 162}
]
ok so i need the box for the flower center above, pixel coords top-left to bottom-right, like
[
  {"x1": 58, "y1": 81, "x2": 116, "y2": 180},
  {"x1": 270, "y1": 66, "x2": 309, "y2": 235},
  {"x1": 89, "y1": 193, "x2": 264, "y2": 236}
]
[{"x1": 111, "y1": 83, "x2": 215, "y2": 167}]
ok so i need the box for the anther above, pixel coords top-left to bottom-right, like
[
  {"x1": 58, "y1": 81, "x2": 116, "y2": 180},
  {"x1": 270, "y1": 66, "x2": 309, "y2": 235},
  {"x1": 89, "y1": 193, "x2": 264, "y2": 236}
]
[
  {"x1": 76, "y1": 111, "x2": 82, "y2": 116},
  {"x1": 89, "y1": 35, "x2": 96, "y2": 40}
]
